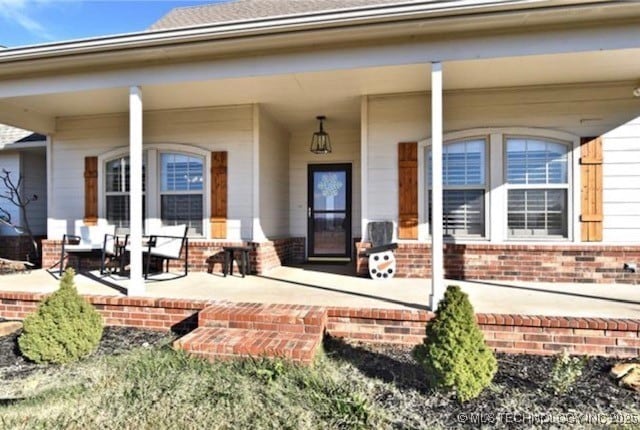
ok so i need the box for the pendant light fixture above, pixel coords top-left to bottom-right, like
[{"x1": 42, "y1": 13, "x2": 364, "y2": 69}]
[{"x1": 309, "y1": 115, "x2": 332, "y2": 154}]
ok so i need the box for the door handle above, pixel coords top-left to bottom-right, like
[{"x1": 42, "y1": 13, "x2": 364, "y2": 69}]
[{"x1": 308, "y1": 207, "x2": 312, "y2": 218}]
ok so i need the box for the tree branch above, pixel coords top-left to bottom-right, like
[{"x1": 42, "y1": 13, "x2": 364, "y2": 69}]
[{"x1": 0, "y1": 169, "x2": 40, "y2": 264}]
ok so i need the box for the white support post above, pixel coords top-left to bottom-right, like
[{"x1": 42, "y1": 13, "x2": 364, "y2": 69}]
[
  {"x1": 128, "y1": 86, "x2": 145, "y2": 295},
  {"x1": 360, "y1": 95, "x2": 369, "y2": 241},
  {"x1": 429, "y1": 62, "x2": 444, "y2": 310}
]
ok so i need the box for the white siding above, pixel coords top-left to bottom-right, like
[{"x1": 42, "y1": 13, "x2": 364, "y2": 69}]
[
  {"x1": 602, "y1": 116, "x2": 640, "y2": 242},
  {"x1": 21, "y1": 150, "x2": 47, "y2": 235},
  {"x1": 49, "y1": 105, "x2": 254, "y2": 241},
  {"x1": 0, "y1": 152, "x2": 20, "y2": 236},
  {"x1": 258, "y1": 107, "x2": 290, "y2": 238},
  {"x1": 367, "y1": 83, "x2": 640, "y2": 244},
  {"x1": 289, "y1": 128, "x2": 361, "y2": 245},
  {"x1": 367, "y1": 93, "x2": 428, "y2": 225}
]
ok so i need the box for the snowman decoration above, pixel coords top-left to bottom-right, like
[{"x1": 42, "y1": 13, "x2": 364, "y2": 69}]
[{"x1": 368, "y1": 250, "x2": 396, "y2": 280}]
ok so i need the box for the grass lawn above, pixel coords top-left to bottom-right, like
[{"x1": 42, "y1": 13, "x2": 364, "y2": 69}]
[
  {"x1": 0, "y1": 342, "x2": 380, "y2": 430},
  {"x1": 1, "y1": 331, "x2": 639, "y2": 429}
]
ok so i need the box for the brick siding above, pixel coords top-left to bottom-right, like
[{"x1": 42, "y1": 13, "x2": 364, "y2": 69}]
[
  {"x1": 42, "y1": 237, "x2": 306, "y2": 276},
  {"x1": 250, "y1": 237, "x2": 305, "y2": 273},
  {"x1": 356, "y1": 242, "x2": 640, "y2": 284},
  {"x1": 0, "y1": 235, "x2": 45, "y2": 266},
  {"x1": 1, "y1": 290, "x2": 639, "y2": 358}
]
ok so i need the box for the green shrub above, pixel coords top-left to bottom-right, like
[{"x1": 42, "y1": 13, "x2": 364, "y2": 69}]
[
  {"x1": 413, "y1": 285, "x2": 497, "y2": 402},
  {"x1": 18, "y1": 268, "x2": 103, "y2": 364},
  {"x1": 547, "y1": 349, "x2": 587, "y2": 395}
]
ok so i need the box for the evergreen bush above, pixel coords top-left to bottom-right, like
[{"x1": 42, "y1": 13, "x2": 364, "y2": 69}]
[
  {"x1": 547, "y1": 349, "x2": 587, "y2": 395},
  {"x1": 413, "y1": 285, "x2": 497, "y2": 402},
  {"x1": 18, "y1": 268, "x2": 103, "y2": 364}
]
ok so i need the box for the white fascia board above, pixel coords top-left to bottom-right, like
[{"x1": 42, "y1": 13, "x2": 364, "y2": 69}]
[
  {"x1": 0, "y1": 1, "x2": 573, "y2": 59},
  {"x1": 0, "y1": 141, "x2": 46, "y2": 151},
  {"x1": 0, "y1": 1, "x2": 628, "y2": 71},
  {"x1": 1, "y1": 21, "x2": 639, "y2": 100}
]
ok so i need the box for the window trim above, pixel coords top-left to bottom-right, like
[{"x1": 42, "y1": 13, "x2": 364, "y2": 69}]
[
  {"x1": 103, "y1": 155, "x2": 147, "y2": 230},
  {"x1": 503, "y1": 134, "x2": 572, "y2": 241},
  {"x1": 418, "y1": 127, "x2": 579, "y2": 244},
  {"x1": 425, "y1": 136, "x2": 490, "y2": 240},
  {"x1": 158, "y1": 151, "x2": 206, "y2": 237},
  {"x1": 97, "y1": 143, "x2": 211, "y2": 239}
]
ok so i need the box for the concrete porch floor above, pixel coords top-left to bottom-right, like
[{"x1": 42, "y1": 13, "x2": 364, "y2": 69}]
[{"x1": 1, "y1": 265, "x2": 640, "y2": 318}]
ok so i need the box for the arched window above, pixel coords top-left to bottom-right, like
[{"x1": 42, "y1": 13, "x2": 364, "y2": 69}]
[
  {"x1": 505, "y1": 137, "x2": 569, "y2": 238},
  {"x1": 160, "y1": 152, "x2": 204, "y2": 235},
  {"x1": 104, "y1": 155, "x2": 146, "y2": 228},
  {"x1": 428, "y1": 138, "x2": 487, "y2": 237}
]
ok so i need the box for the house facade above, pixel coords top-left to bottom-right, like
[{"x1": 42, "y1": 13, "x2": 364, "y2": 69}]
[
  {"x1": 0, "y1": 125, "x2": 47, "y2": 262},
  {"x1": 0, "y1": 0, "x2": 639, "y2": 298}
]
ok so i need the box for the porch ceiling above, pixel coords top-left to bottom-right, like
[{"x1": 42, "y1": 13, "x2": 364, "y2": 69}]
[{"x1": 2, "y1": 48, "x2": 640, "y2": 133}]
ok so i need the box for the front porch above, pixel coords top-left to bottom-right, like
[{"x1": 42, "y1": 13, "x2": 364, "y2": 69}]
[
  {"x1": 3, "y1": 265, "x2": 640, "y2": 318},
  {"x1": 2, "y1": 266, "x2": 640, "y2": 359},
  {"x1": 2, "y1": 14, "x2": 640, "y2": 303}
]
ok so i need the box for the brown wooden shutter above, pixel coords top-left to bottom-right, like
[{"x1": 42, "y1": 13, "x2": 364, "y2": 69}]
[
  {"x1": 580, "y1": 137, "x2": 603, "y2": 242},
  {"x1": 210, "y1": 151, "x2": 228, "y2": 239},
  {"x1": 83, "y1": 156, "x2": 98, "y2": 226},
  {"x1": 398, "y1": 142, "x2": 418, "y2": 239}
]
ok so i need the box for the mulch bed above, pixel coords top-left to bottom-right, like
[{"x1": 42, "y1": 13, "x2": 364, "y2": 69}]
[
  {"x1": 0, "y1": 324, "x2": 173, "y2": 381},
  {"x1": 0, "y1": 324, "x2": 638, "y2": 429},
  {"x1": 324, "y1": 337, "x2": 640, "y2": 429}
]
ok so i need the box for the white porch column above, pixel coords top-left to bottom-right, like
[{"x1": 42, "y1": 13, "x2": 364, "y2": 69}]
[
  {"x1": 128, "y1": 86, "x2": 145, "y2": 295},
  {"x1": 429, "y1": 62, "x2": 445, "y2": 310}
]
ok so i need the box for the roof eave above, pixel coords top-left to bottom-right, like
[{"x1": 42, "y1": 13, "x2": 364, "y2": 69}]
[{"x1": 0, "y1": 0, "x2": 615, "y2": 63}]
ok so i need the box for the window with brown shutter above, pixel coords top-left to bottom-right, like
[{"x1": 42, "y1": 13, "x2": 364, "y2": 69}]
[
  {"x1": 84, "y1": 156, "x2": 98, "y2": 226},
  {"x1": 398, "y1": 142, "x2": 418, "y2": 239},
  {"x1": 580, "y1": 137, "x2": 603, "y2": 242},
  {"x1": 210, "y1": 151, "x2": 227, "y2": 239}
]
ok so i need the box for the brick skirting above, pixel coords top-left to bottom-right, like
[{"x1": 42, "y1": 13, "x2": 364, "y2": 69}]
[
  {"x1": 355, "y1": 242, "x2": 640, "y2": 284},
  {"x1": 41, "y1": 237, "x2": 306, "y2": 276},
  {"x1": 1, "y1": 290, "x2": 639, "y2": 358},
  {"x1": 252, "y1": 237, "x2": 305, "y2": 273},
  {"x1": 0, "y1": 235, "x2": 45, "y2": 266}
]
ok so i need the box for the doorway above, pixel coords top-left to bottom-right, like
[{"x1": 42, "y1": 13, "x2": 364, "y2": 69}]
[{"x1": 307, "y1": 163, "x2": 352, "y2": 260}]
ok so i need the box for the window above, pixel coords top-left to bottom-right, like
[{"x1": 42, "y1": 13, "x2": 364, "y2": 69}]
[
  {"x1": 160, "y1": 153, "x2": 204, "y2": 235},
  {"x1": 505, "y1": 137, "x2": 569, "y2": 238},
  {"x1": 104, "y1": 156, "x2": 145, "y2": 228},
  {"x1": 103, "y1": 149, "x2": 205, "y2": 237},
  {"x1": 428, "y1": 138, "x2": 487, "y2": 237}
]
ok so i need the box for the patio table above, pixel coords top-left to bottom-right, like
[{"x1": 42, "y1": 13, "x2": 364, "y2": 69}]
[{"x1": 222, "y1": 246, "x2": 252, "y2": 277}]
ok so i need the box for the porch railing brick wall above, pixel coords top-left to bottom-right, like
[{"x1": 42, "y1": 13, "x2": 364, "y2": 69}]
[
  {"x1": 1, "y1": 291, "x2": 638, "y2": 358},
  {"x1": 42, "y1": 237, "x2": 306, "y2": 276},
  {"x1": 355, "y1": 242, "x2": 640, "y2": 284},
  {"x1": 250, "y1": 237, "x2": 305, "y2": 274}
]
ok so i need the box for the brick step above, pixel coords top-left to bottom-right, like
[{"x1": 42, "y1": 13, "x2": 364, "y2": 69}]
[
  {"x1": 174, "y1": 327, "x2": 322, "y2": 365},
  {"x1": 198, "y1": 303, "x2": 327, "y2": 335}
]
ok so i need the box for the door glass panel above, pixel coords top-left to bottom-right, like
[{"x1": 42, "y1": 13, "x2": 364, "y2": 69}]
[
  {"x1": 313, "y1": 213, "x2": 346, "y2": 255},
  {"x1": 313, "y1": 172, "x2": 346, "y2": 210}
]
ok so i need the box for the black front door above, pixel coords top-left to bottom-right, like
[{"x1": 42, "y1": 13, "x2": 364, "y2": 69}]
[{"x1": 307, "y1": 164, "x2": 352, "y2": 260}]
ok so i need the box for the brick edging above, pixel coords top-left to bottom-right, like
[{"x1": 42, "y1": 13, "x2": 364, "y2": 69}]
[
  {"x1": 327, "y1": 306, "x2": 640, "y2": 331},
  {"x1": 1, "y1": 291, "x2": 639, "y2": 357},
  {"x1": 475, "y1": 313, "x2": 640, "y2": 331}
]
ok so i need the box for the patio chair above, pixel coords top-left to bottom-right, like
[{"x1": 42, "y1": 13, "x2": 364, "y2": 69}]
[
  {"x1": 362, "y1": 221, "x2": 398, "y2": 280},
  {"x1": 100, "y1": 230, "x2": 128, "y2": 275},
  {"x1": 141, "y1": 224, "x2": 189, "y2": 279},
  {"x1": 59, "y1": 225, "x2": 114, "y2": 275}
]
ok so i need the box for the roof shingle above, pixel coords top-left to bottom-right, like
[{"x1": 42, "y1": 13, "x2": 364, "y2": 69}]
[
  {"x1": 149, "y1": 0, "x2": 421, "y2": 30},
  {"x1": 0, "y1": 125, "x2": 44, "y2": 150}
]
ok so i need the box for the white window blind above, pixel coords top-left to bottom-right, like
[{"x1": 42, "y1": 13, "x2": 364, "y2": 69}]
[
  {"x1": 160, "y1": 153, "x2": 204, "y2": 236},
  {"x1": 104, "y1": 156, "x2": 146, "y2": 229},
  {"x1": 428, "y1": 139, "x2": 487, "y2": 237},
  {"x1": 505, "y1": 138, "x2": 569, "y2": 238}
]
